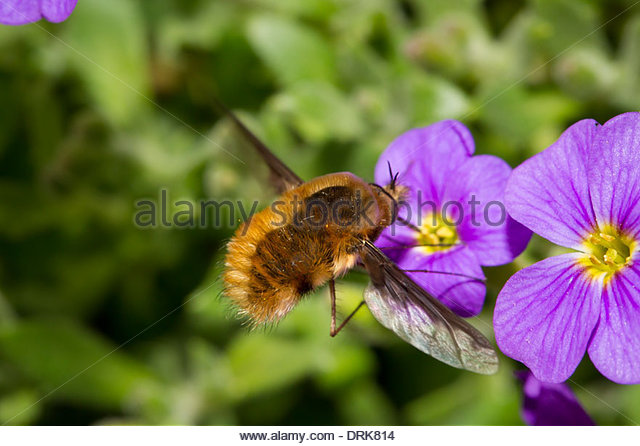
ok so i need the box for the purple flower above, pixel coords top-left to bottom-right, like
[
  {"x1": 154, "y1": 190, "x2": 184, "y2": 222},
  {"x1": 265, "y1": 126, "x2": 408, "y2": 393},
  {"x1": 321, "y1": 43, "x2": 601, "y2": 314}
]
[
  {"x1": 494, "y1": 112, "x2": 640, "y2": 384},
  {"x1": 374, "y1": 121, "x2": 531, "y2": 316},
  {"x1": 0, "y1": 0, "x2": 77, "y2": 25},
  {"x1": 516, "y1": 370, "x2": 594, "y2": 426}
]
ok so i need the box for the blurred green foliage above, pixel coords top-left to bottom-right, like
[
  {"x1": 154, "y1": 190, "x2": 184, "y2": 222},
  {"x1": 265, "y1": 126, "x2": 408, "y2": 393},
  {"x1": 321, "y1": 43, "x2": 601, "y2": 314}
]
[{"x1": 0, "y1": 0, "x2": 639, "y2": 425}]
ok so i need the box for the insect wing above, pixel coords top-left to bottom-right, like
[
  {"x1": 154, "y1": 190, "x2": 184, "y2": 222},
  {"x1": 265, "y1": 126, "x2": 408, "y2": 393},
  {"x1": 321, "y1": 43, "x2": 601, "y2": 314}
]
[
  {"x1": 360, "y1": 242, "x2": 499, "y2": 375},
  {"x1": 214, "y1": 99, "x2": 303, "y2": 193}
]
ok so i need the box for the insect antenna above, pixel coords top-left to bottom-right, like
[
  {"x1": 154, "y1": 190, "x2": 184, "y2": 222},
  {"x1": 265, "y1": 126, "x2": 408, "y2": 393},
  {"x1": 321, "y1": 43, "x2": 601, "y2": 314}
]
[{"x1": 387, "y1": 161, "x2": 400, "y2": 192}]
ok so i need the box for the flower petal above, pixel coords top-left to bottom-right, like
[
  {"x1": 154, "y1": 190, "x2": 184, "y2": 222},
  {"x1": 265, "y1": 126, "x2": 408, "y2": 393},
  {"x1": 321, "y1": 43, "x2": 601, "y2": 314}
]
[
  {"x1": 389, "y1": 165, "x2": 436, "y2": 226},
  {"x1": 0, "y1": 0, "x2": 41, "y2": 25},
  {"x1": 505, "y1": 119, "x2": 598, "y2": 250},
  {"x1": 444, "y1": 154, "x2": 532, "y2": 266},
  {"x1": 588, "y1": 265, "x2": 640, "y2": 384},
  {"x1": 374, "y1": 224, "x2": 419, "y2": 265},
  {"x1": 515, "y1": 370, "x2": 595, "y2": 426},
  {"x1": 395, "y1": 245, "x2": 486, "y2": 317},
  {"x1": 494, "y1": 254, "x2": 602, "y2": 383},
  {"x1": 374, "y1": 121, "x2": 474, "y2": 206},
  {"x1": 587, "y1": 112, "x2": 640, "y2": 238},
  {"x1": 42, "y1": 0, "x2": 77, "y2": 23}
]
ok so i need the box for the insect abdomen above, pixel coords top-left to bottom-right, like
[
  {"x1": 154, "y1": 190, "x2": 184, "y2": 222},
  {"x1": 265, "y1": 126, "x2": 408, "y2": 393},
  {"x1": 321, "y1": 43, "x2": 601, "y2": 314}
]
[{"x1": 225, "y1": 223, "x2": 336, "y2": 324}]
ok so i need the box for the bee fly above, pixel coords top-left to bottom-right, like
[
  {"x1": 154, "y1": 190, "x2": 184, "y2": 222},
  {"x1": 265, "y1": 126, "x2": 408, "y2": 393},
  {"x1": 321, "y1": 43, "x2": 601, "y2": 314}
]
[{"x1": 221, "y1": 104, "x2": 498, "y2": 375}]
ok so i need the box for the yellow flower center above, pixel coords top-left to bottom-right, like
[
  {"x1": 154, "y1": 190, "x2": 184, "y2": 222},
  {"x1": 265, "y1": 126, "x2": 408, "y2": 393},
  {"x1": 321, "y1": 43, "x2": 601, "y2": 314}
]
[
  {"x1": 581, "y1": 225, "x2": 635, "y2": 280},
  {"x1": 417, "y1": 213, "x2": 458, "y2": 253}
]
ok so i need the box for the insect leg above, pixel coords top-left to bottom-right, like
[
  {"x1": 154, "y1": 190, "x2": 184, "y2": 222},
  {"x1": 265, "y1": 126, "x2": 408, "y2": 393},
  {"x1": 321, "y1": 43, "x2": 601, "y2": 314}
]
[
  {"x1": 329, "y1": 279, "x2": 337, "y2": 336},
  {"x1": 330, "y1": 300, "x2": 366, "y2": 337}
]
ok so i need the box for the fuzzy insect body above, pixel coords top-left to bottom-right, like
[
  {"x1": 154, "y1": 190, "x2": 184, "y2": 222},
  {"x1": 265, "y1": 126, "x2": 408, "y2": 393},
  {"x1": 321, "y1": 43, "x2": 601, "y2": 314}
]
[
  {"x1": 218, "y1": 101, "x2": 499, "y2": 375},
  {"x1": 224, "y1": 172, "x2": 397, "y2": 324}
]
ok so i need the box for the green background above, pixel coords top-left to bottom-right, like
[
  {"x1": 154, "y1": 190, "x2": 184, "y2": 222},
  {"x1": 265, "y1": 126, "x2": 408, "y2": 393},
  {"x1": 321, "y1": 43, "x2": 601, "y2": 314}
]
[{"x1": 0, "y1": 0, "x2": 639, "y2": 425}]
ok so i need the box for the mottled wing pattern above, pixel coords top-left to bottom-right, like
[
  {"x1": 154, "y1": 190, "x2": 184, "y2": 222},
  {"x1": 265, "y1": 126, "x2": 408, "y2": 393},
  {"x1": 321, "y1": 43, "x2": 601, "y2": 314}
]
[
  {"x1": 214, "y1": 99, "x2": 303, "y2": 193},
  {"x1": 360, "y1": 241, "x2": 499, "y2": 374}
]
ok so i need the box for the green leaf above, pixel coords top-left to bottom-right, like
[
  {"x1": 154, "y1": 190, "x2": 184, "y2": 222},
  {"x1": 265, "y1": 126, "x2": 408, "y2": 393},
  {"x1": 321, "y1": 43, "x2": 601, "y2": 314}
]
[
  {"x1": 531, "y1": 0, "x2": 604, "y2": 54},
  {"x1": 0, "y1": 320, "x2": 158, "y2": 410},
  {"x1": 247, "y1": 15, "x2": 337, "y2": 86},
  {"x1": 409, "y1": 74, "x2": 470, "y2": 124},
  {"x1": 274, "y1": 81, "x2": 364, "y2": 143},
  {"x1": 315, "y1": 343, "x2": 375, "y2": 390},
  {"x1": 553, "y1": 48, "x2": 619, "y2": 101},
  {"x1": 227, "y1": 334, "x2": 320, "y2": 399},
  {"x1": 251, "y1": 0, "x2": 339, "y2": 21},
  {"x1": 158, "y1": 2, "x2": 238, "y2": 55},
  {"x1": 0, "y1": 389, "x2": 41, "y2": 426},
  {"x1": 338, "y1": 380, "x2": 396, "y2": 425},
  {"x1": 478, "y1": 86, "x2": 579, "y2": 152},
  {"x1": 63, "y1": 0, "x2": 149, "y2": 125},
  {"x1": 616, "y1": 14, "x2": 640, "y2": 108},
  {"x1": 404, "y1": 365, "x2": 521, "y2": 425},
  {"x1": 420, "y1": 0, "x2": 483, "y2": 22}
]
